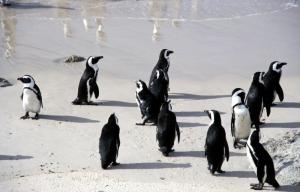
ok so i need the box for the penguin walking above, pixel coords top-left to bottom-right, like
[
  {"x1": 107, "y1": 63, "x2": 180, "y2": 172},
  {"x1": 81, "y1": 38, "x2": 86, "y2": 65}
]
[
  {"x1": 149, "y1": 69, "x2": 169, "y2": 104},
  {"x1": 246, "y1": 72, "x2": 265, "y2": 129},
  {"x1": 17, "y1": 75, "x2": 43, "y2": 120},
  {"x1": 231, "y1": 88, "x2": 251, "y2": 148},
  {"x1": 156, "y1": 101, "x2": 180, "y2": 156},
  {"x1": 149, "y1": 49, "x2": 173, "y2": 87},
  {"x1": 263, "y1": 61, "x2": 287, "y2": 116},
  {"x1": 204, "y1": 110, "x2": 229, "y2": 174},
  {"x1": 135, "y1": 80, "x2": 160, "y2": 125},
  {"x1": 99, "y1": 113, "x2": 120, "y2": 169},
  {"x1": 246, "y1": 129, "x2": 280, "y2": 190},
  {"x1": 72, "y1": 56, "x2": 103, "y2": 105}
]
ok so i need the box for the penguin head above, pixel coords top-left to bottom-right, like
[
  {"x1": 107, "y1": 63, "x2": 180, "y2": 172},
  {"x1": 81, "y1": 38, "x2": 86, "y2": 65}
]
[
  {"x1": 160, "y1": 100, "x2": 172, "y2": 111},
  {"x1": 136, "y1": 80, "x2": 147, "y2": 93},
  {"x1": 253, "y1": 72, "x2": 265, "y2": 85},
  {"x1": 270, "y1": 61, "x2": 287, "y2": 73},
  {"x1": 108, "y1": 113, "x2": 118, "y2": 125},
  {"x1": 204, "y1": 110, "x2": 221, "y2": 125},
  {"x1": 159, "y1": 49, "x2": 174, "y2": 69},
  {"x1": 231, "y1": 88, "x2": 245, "y2": 107},
  {"x1": 87, "y1": 56, "x2": 103, "y2": 71},
  {"x1": 17, "y1": 75, "x2": 35, "y2": 88}
]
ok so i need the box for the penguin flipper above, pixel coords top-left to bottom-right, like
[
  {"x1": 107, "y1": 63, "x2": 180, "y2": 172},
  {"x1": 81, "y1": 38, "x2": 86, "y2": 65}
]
[
  {"x1": 20, "y1": 93, "x2": 23, "y2": 100},
  {"x1": 90, "y1": 79, "x2": 99, "y2": 99},
  {"x1": 224, "y1": 138, "x2": 229, "y2": 161},
  {"x1": 265, "y1": 105, "x2": 271, "y2": 117},
  {"x1": 231, "y1": 112, "x2": 235, "y2": 137},
  {"x1": 34, "y1": 84, "x2": 43, "y2": 108},
  {"x1": 175, "y1": 121, "x2": 180, "y2": 143},
  {"x1": 275, "y1": 84, "x2": 284, "y2": 102}
]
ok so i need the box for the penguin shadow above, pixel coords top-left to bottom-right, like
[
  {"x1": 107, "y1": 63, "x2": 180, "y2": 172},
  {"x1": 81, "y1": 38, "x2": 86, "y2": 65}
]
[
  {"x1": 273, "y1": 102, "x2": 300, "y2": 109},
  {"x1": 169, "y1": 93, "x2": 230, "y2": 100},
  {"x1": 218, "y1": 170, "x2": 255, "y2": 178},
  {"x1": 175, "y1": 111, "x2": 225, "y2": 117},
  {"x1": 178, "y1": 122, "x2": 206, "y2": 128},
  {"x1": 9, "y1": 2, "x2": 74, "y2": 10},
  {"x1": 113, "y1": 162, "x2": 191, "y2": 170},
  {"x1": 40, "y1": 114, "x2": 99, "y2": 123},
  {"x1": 171, "y1": 151, "x2": 205, "y2": 158},
  {"x1": 261, "y1": 122, "x2": 300, "y2": 129},
  {"x1": 100, "y1": 100, "x2": 137, "y2": 108},
  {"x1": 0, "y1": 155, "x2": 33, "y2": 161}
]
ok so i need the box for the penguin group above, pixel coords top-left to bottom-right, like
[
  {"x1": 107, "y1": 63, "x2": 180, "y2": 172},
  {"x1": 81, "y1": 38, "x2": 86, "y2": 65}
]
[{"x1": 16, "y1": 48, "x2": 287, "y2": 190}]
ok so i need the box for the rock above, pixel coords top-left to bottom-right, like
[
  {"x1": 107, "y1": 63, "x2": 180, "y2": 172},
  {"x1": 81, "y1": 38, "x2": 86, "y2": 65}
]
[
  {"x1": 64, "y1": 55, "x2": 86, "y2": 63},
  {"x1": 0, "y1": 78, "x2": 12, "y2": 87}
]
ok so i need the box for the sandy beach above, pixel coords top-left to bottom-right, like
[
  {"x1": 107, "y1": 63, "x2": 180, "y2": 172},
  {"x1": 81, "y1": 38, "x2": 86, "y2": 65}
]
[{"x1": 0, "y1": 0, "x2": 300, "y2": 191}]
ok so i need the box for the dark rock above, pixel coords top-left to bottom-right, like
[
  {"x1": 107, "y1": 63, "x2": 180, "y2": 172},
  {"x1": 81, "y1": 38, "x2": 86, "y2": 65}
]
[
  {"x1": 64, "y1": 55, "x2": 86, "y2": 63},
  {"x1": 0, "y1": 78, "x2": 12, "y2": 87}
]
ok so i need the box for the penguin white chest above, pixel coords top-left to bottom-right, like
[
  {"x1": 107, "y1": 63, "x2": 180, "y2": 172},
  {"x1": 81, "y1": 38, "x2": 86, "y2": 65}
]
[
  {"x1": 22, "y1": 89, "x2": 41, "y2": 113},
  {"x1": 87, "y1": 78, "x2": 91, "y2": 102},
  {"x1": 234, "y1": 105, "x2": 251, "y2": 139}
]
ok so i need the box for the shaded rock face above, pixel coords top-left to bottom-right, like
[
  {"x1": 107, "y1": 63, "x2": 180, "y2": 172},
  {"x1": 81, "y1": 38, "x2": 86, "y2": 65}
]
[
  {"x1": 263, "y1": 131, "x2": 300, "y2": 186},
  {"x1": 0, "y1": 78, "x2": 12, "y2": 87},
  {"x1": 64, "y1": 55, "x2": 86, "y2": 63}
]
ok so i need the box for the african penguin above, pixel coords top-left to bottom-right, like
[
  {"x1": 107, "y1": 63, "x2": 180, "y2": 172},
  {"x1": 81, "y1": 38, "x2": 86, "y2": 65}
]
[
  {"x1": 72, "y1": 56, "x2": 103, "y2": 105},
  {"x1": 99, "y1": 113, "x2": 120, "y2": 169},
  {"x1": 149, "y1": 49, "x2": 173, "y2": 87},
  {"x1": 17, "y1": 75, "x2": 43, "y2": 120},
  {"x1": 263, "y1": 61, "x2": 287, "y2": 116},
  {"x1": 149, "y1": 69, "x2": 169, "y2": 105},
  {"x1": 135, "y1": 80, "x2": 160, "y2": 125},
  {"x1": 246, "y1": 72, "x2": 265, "y2": 129},
  {"x1": 204, "y1": 110, "x2": 229, "y2": 174},
  {"x1": 231, "y1": 88, "x2": 251, "y2": 148},
  {"x1": 246, "y1": 129, "x2": 280, "y2": 190},
  {"x1": 156, "y1": 101, "x2": 180, "y2": 156}
]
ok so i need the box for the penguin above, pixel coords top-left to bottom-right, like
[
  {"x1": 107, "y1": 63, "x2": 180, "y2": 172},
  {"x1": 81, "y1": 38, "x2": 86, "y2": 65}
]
[
  {"x1": 263, "y1": 61, "x2": 287, "y2": 116},
  {"x1": 156, "y1": 101, "x2": 180, "y2": 156},
  {"x1": 149, "y1": 49, "x2": 173, "y2": 87},
  {"x1": 99, "y1": 113, "x2": 120, "y2": 169},
  {"x1": 231, "y1": 88, "x2": 251, "y2": 148},
  {"x1": 204, "y1": 110, "x2": 229, "y2": 174},
  {"x1": 72, "y1": 56, "x2": 103, "y2": 105},
  {"x1": 149, "y1": 69, "x2": 169, "y2": 105},
  {"x1": 17, "y1": 75, "x2": 43, "y2": 120},
  {"x1": 0, "y1": 0, "x2": 10, "y2": 6},
  {"x1": 246, "y1": 72, "x2": 265, "y2": 129},
  {"x1": 246, "y1": 129, "x2": 280, "y2": 190},
  {"x1": 135, "y1": 80, "x2": 160, "y2": 125}
]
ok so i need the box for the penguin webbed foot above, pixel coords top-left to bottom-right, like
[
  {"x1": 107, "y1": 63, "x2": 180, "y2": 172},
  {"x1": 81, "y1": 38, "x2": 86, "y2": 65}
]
[
  {"x1": 250, "y1": 183, "x2": 263, "y2": 190},
  {"x1": 32, "y1": 113, "x2": 39, "y2": 120},
  {"x1": 136, "y1": 122, "x2": 146, "y2": 126},
  {"x1": 72, "y1": 98, "x2": 82, "y2": 105},
  {"x1": 112, "y1": 162, "x2": 120, "y2": 166},
  {"x1": 217, "y1": 169, "x2": 225, "y2": 174},
  {"x1": 20, "y1": 112, "x2": 30, "y2": 120}
]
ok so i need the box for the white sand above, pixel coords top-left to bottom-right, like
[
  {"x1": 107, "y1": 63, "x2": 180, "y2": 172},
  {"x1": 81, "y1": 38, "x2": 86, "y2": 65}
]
[{"x1": 0, "y1": 0, "x2": 300, "y2": 191}]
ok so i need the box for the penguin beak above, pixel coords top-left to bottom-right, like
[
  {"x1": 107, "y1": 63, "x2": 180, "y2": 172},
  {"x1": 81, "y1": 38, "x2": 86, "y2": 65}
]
[
  {"x1": 91, "y1": 56, "x2": 103, "y2": 64},
  {"x1": 17, "y1": 77, "x2": 23, "y2": 82},
  {"x1": 204, "y1": 110, "x2": 210, "y2": 118},
  {"x1": 279, "y1": 62, "x2": 287, "y2": 67},
  {"x1": 167, "y1": 50, "x2": 174, "y2": 55}
]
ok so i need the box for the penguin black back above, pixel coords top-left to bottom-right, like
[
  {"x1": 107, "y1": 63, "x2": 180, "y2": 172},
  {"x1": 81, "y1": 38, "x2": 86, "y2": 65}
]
[
  {"x1": 99, "y1": 113, "x2": 120, "y2": 169},
  {"x1": 205, "y1": 110, "x2": 229, "y2": 175},
  {"x1": 157, "y1": 101, "x2": 180, "y2": 156},
  {"x1": 149, "y1": 69, "x2": 169, "y2": 104},
  {"x1": 246, "y1": 130, "x2": 280, "y2": 190},
  {"x1": 246, "y1": 72, "x2": 265, "y2": 129}
]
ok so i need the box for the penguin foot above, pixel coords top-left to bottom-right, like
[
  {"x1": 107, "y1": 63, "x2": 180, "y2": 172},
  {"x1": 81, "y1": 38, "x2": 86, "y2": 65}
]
[
  {"x1": 72, "y1": 98, "x2": 83, "y2": 105},
  {"x1": 20, "y1": 112, "x2": 29, "y2": 120},
  {"x1": 32, "y1": 114, "x2": 39, "y2": 120},
  {"x1": 217, "y1": 169, "x2": 225, "y2": 174},
  {"x1": 112, "y1": 162, "x2": 120, "y2": 166},
  {"x1": 136, "y1": 122, "x2": 145, "y2": 126},
  {"x1": 250, "y1": 183, "x2": 263, "y2": 190}
]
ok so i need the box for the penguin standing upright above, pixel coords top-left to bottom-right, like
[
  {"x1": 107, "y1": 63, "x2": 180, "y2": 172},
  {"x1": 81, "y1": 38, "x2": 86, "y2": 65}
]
[
  {"x1": 149, "y1": 69, "x2": 169, "y2": 104},
  {"x1": 99, "y1": 113, "x2": 120, "y2": 169},
  {"x1": 72, "y1": 56, "x2": 103, "y2": 105},
  {"x1": 246, "y1": 72, "x2": 265, "y2": 128},
  {"x1": 263, "y1": 61, "x2": 287, "y2": 116},
  {"x1": 17, "y1": 75, "x2": 43, "y2": 120},
  {"x1": 156, "y1": 101, "x2": 180, "y2": 156},
  {"x1": 135, "y1": 80, "x2": 160, "y2": 125},
  {"x1": 149, "y1": 49, "x2": 173, "y2": 87},
  {"x1": 246, "y1": 129, "x2": 280, "y2": 190},
  {"x1": 231, "y1": 88, "x2": 251, "y2": 148},
  {"x1": 204, "y1": 110, "x2": 229, "y2": 174}
]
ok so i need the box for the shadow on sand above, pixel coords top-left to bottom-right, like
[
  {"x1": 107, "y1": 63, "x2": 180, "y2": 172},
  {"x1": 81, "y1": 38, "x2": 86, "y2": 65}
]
[
  {"x1": 175, "y1": 111, "x2": 225, "y2": 117},
  {"x1": 41, "y1": 114, "x2": 99, "y2": 123},
  {"x1": 169, "y1": 93, "x2": 230, "y2": 100},
  {"x1": 10, "y1": 2, "x2": 74, "y2": 10},
  {"x1": 0, "y1": 155, "x2": 33, "y2": 160},
  {"x1": 218, "y1": 171, "x2": 256, "y2": 178},
  {"x1": 171, "y1": 151, "x2": 245, "y2": 158},
  {"x1": 262, "y1": 122, "x2": 300, "y2": 129},
  {"x1": 100, "y1": 100, "x2": 137, "y2": 107},
  {"x1": 178, "y1": 122, "x2": 206, "y2": 128},
  {"x1": 114, "y1": 162, "x2": 191, "y2": 170},
  {"x1": 273, "y1": 102, "x2": 300, "y2": 109},
  {"x1": 275, "y1": 185, "x2": 300, "y2": 192}
]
